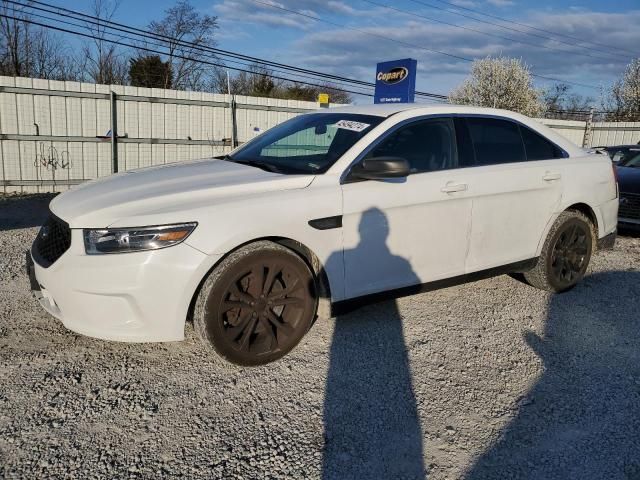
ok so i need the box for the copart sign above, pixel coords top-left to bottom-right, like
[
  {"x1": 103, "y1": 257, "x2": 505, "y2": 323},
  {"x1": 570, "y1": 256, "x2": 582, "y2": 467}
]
[{"x1": 374, "y1": 58, "x2": 417, "y2": 104}]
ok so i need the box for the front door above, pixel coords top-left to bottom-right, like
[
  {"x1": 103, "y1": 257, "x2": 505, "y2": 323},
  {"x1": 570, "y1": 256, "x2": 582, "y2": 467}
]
[{"x1": 340, "y1": 118, "x2": 473, "y2": 299}]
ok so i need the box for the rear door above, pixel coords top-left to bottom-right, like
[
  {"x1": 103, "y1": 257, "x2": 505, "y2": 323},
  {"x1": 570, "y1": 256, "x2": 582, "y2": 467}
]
[{"x1": 456, "y1": 117, "x2": 565, "y2": 272}]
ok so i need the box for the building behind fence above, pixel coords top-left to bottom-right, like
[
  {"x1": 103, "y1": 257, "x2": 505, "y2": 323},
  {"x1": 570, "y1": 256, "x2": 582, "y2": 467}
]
[{"x1": 1, "y1": 76, "x2": 639, "y2": 193}]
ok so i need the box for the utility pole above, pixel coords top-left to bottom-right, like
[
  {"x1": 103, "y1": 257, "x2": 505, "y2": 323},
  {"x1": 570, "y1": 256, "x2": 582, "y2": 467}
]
[
  {"x1": 227, "y1": 70, "x2": 237, "y2": 149},
  {"x1": 110, "y1": 91, "x2": 119, "y2": 173}
]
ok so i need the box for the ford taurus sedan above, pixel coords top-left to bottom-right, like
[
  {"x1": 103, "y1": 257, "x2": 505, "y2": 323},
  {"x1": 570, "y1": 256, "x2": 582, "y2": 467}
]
[{"x1": 28, "y1": 104, "x2": 619, "y2": 365}]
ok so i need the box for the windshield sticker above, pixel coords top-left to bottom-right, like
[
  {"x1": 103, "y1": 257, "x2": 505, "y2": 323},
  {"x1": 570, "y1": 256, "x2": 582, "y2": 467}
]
[{"x1": 335, "y1": 119, "x2": 370, "y2": 132}]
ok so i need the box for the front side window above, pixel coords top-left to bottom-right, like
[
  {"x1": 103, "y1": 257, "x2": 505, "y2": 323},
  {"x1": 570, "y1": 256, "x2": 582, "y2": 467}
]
[
  {"x1": 228, "y1": 113, "x2": 383, "y2": 174},
  {"x1": 366, "y1": 118, "x2": 457, "y2": 174},
  {"x1": 466, "y1": 117, "x2": 526, "y2": 166}
]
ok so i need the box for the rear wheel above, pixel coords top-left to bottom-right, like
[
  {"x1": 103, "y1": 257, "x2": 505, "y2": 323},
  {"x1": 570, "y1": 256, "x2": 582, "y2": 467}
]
[
  {"x1": 194, "y1": 241, "x2": 317, "y2": 366},
  {"x1": 523, "y1": 210, "x2": 594, "y2": 293}
]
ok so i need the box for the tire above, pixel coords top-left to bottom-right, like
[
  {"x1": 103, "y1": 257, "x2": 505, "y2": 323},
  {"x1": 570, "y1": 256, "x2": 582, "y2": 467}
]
[
  {"x1": 193, "y1": 241, "x2": 317, "y2": 366},
  {"x1": 523, "y1": 210, "x2": 594, "y2": 293}
]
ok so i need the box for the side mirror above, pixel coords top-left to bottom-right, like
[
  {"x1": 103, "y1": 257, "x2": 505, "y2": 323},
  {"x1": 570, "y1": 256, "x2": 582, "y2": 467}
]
[{"x1": 350, "y1": 156, "x2": 410, "y2": 180}]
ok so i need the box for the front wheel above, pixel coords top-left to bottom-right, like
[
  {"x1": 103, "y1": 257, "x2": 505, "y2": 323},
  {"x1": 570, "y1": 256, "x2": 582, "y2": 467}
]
[
  {"x1": 193, "y1": 241, "x2": 317, "y2": 366},
  {"x1": 523, "y1": 210, "x2": 594, "y2": 293}
]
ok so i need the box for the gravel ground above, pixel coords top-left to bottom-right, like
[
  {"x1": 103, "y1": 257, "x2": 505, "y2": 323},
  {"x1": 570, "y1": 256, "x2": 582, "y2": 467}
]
[{"x1": 1, "y1": 193, "x2": 640, "y2": 479}]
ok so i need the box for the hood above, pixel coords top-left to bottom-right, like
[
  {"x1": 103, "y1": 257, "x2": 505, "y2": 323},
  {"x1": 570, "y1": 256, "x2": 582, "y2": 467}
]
[
  {"x1": 617, "y1": 165, "x2": 640, "y2": 195},
  {"x1": 50, "y1": 159, "x2": 315, "y2": 228}
]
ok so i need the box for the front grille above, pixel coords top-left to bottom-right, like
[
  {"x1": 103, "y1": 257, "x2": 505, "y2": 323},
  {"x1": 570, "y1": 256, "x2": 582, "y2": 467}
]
[
  {"x1": 33, "y1": 213, "x2": 72, "y2": 267},
  {"x1": 619, "y1": 192, "x2": 640, "y2": 221}
]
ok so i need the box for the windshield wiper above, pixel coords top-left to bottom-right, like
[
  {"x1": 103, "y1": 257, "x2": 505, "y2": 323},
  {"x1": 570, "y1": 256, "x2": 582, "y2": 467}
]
[{"x1": 232, "y1": 159, "x2": 283, "y2": 174}]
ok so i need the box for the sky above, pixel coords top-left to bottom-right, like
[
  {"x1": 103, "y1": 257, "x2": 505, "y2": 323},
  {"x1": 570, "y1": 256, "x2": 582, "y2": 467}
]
[{"x1": 51, "y1": 0, "x2": 640, "y2": 104}]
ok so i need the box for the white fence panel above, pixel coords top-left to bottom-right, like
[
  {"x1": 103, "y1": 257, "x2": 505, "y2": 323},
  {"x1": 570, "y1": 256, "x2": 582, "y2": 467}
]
[
  {"x1": 2, "y1": 75, "x2": 640, "y2": 193},
  {"x1": 590, "y1": 122, "x2": 640, "y2": 147},
  {"x1": 0, "y1": 76, "x2": 319, "y2": 193},
  {"x1": 538, "y1": 118, "x2": 587, "y2": 147}
]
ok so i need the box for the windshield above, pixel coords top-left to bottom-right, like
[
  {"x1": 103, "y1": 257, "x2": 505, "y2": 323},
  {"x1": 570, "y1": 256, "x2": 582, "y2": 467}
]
[
  {"x1": 226, "y1": 113, "x2": 384, "y2": 174},
  {"x1": 619, "y1": 149, "x2": 640, "y2": 167}
]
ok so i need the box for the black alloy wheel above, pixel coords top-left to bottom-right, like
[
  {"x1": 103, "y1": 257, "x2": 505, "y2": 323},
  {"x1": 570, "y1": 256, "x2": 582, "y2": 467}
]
[
  {"x1": 550, "y1": 222, "x2": 591, "y2": 289},
  {"x1": 522, "y1": 210, "x2": 594, "y2": 293},
  {"x1": 194, "y1": 242, "x2": 317, "y2": 366}
]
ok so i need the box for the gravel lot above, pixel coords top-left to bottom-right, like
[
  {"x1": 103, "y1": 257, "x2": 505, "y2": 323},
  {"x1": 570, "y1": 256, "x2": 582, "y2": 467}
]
[{"x1": 1, "y1": 194, "x2": 640, "y2": 479}]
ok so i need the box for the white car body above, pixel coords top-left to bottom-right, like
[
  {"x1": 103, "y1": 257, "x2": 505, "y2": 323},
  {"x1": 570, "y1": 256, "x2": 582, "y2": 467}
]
[{"x1": 30, "y1": 104, "x2": 619, "y2": 342}]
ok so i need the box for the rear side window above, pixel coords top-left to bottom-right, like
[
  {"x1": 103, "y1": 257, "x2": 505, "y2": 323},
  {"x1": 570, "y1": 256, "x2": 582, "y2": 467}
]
[
  {"x1": 520, "y1": 126, "x2": 564, "y2": 160},
  {"x1": 466, "y1": 117, "x2": 526, "y2": 166}
]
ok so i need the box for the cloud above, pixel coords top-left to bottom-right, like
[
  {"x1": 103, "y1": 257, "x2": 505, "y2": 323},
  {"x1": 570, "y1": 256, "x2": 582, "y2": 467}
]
[
  {"x1": 213, "y1": 0, "x2": 362, "y2": 30},
  {"x1": 214, "y1": 0, "x2": 317, "y2": 29},
  {"x1": 289, "y1": 8, "x2": 640, "y2": 94},
  {"x1": 486, "y1": 0, "x2": 515, "y2": 7},
  {"x1": 211, "y1": 1, "x2": 640, "y2": 97},
  {"x1": 449, "y1": 0, "x2": 478, "y2": 7}
]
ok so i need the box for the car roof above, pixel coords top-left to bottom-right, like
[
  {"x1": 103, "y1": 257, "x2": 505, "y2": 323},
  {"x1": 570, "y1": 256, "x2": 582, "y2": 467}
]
[
  {"x1": 319, "y1": 103, "x2": 535, "y2": 120},
  {"x1": 317, "y1": 103, "x2": 585, "y2": 158}
]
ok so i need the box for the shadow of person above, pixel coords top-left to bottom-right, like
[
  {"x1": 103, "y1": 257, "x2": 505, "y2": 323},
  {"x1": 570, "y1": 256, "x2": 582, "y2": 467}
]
[
  {"x1": 466, "y1": 271, "x2": 640, "y2": 480},
  {"x1": 322, "y1": 208, "x2": 426, "y2": 480}
]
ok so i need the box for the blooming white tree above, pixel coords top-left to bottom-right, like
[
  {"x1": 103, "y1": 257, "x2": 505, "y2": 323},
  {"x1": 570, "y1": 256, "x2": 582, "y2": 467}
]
[
  {"x1": 449, "y1": 56, "x2": 543, "y2": 117},
  {"x1": 606, "y1": 58, "x2": 640, "y2": 121}
]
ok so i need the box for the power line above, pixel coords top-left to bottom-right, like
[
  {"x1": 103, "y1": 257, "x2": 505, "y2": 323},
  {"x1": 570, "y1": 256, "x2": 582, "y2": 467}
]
[
  {"x1": 426, "y1": 0, "x2": 638, "y2": 58},
  {"x1": 249, "y1": 0, "x2": 602, "y2": 90},
  {"x1": 0, "y1": 12, "x2": 384, "y2": 99},
  {"x1": 362, "y1": 0, "x2": 630, "y2": 64},
  {"x1": 11, "y1": 0, "x2": 448, "y2": 101},
  {"x1": 2, "y1": 13, "x2": 618, "y2": 115},
  {"x1": 19, "y1": 0, "x2": 376, "y2": 91},
  {"x1": 406, "y1": 0, "x2": 634, "y2": 61},
  {"x1": 4, "y1": 3, "x2": 381, "y2": 98}
]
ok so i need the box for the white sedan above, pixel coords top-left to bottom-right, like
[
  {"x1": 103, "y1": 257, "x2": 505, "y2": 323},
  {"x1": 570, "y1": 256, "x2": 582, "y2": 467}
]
[{"x1": 28, "y1": 104, "x2": 618, "y2": 365}]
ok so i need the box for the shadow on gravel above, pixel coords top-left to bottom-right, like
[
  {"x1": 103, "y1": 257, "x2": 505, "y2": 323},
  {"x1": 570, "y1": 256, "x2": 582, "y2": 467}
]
[
  {"x1": 466, "y1": 271, "x2": 640, "y2": 480},
  {"x1": 322, "y1": 208, "x2": 425, "y2": 480},
  {"x1": 0, "y1": 194, "x2": 55, "y2": 231}
]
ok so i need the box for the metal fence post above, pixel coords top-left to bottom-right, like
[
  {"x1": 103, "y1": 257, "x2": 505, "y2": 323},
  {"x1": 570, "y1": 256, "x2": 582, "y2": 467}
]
[
  {"x1": 230, "y1": 95, "x2": 238, "y2": 149},
  {"x1": 110, "y1": 91, "x2": 119, "y2": 173},
  {"x1": 582, "y1": 107, "x2": 594, "y2": 148}
]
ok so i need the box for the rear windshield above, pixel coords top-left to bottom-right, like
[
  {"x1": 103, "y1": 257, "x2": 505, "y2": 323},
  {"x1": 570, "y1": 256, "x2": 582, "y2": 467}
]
[{"x1": 227, "y1": 113, "x2": 384, "y2": 174}]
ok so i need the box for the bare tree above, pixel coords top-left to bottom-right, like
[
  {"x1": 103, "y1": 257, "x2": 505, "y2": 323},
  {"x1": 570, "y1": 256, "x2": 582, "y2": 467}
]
[
  {"x1": 284, "y1": 81, "x2": 351, "y2": 104},
  {"x1": 449, "y1": 56, "x2": 543, "y2": 117},
  {"x1": 147, "y1": 1, "x2": 218, "y2": 90},
  {"x1": 0, "y1": 0, "x2": 79, "y2": 80},
  {"x1": 212, "y1": 64, "x2": 281, "y2": 97},
  {"x1": 212, "y1": 64, "x2": 351, "y2": 103},
  {"x1": 604, "y1": 58, "x2": 640, "y2": 121},
  {"x1": 81, "y1": 0, "x2": 128, "y2": 85},
  {"x1": 542, "y1": 83, "x2": 594, "y2": 120}
]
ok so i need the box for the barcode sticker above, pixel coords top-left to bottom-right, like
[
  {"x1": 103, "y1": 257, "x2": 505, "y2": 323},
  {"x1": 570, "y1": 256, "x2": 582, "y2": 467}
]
[{"x1": 335, "y1": 120, "x2": 370, "y2": 132}]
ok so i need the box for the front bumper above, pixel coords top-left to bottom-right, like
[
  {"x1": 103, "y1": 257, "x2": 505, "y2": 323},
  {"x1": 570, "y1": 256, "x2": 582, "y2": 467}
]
[{"x1": 28, "y1": 229, "x2": 219, "y2": 342}]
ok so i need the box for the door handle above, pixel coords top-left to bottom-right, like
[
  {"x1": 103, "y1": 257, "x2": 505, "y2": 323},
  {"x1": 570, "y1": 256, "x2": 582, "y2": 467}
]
[
  {"x1": 441, "y1": 183, "x2": 468, "y2": 193},
  {"x1": 543, "y1": 172, "x2": 561, "y2": 181}
]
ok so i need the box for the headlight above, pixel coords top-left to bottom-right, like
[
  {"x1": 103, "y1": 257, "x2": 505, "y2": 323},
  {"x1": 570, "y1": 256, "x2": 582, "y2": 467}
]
[{"x1": 84, "y1": 223, "x2": 197, "y2": 254}]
